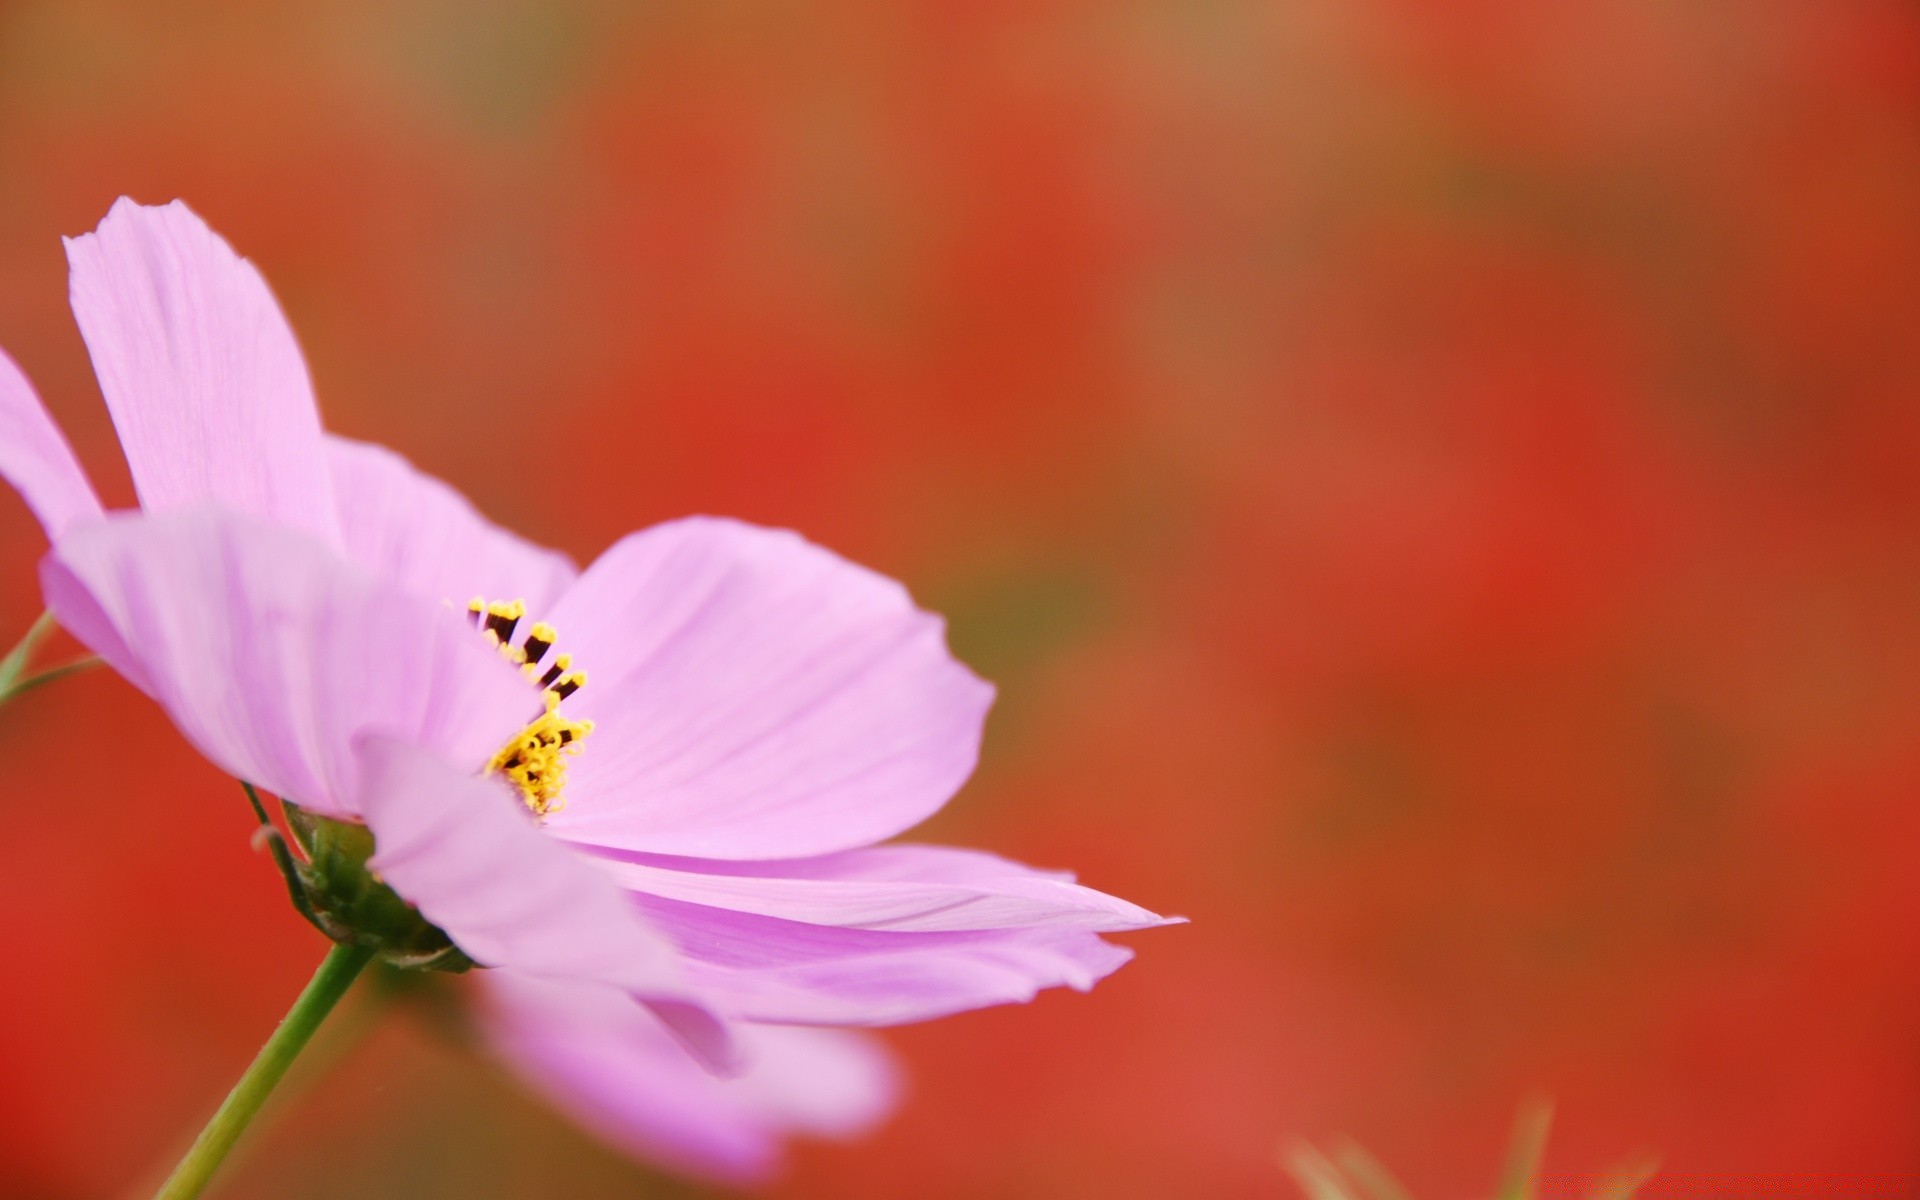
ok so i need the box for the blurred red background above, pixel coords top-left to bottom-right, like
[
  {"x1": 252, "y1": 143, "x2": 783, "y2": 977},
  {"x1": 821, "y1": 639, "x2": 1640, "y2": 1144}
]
[{"x1": 2, "y1": 2, "x2": 1920, "y2": 1197}]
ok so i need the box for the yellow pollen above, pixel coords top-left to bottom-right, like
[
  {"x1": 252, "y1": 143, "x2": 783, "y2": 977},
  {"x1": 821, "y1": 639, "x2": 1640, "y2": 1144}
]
[
  {"x1": 469, "y1": 596, "x2": 594, "y2": 816},
  {"x1": 487, "y1": 704, "x2": 594, "y2": 817}
]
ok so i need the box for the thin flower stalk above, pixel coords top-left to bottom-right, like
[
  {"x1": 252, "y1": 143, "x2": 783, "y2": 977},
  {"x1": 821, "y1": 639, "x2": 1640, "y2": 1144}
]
[
  {"x1": 153, "y1": 943, "x2": 375, "y2": 1200},
  {"x1": 0, "y1": 609, "x2": 99, "y2": 706}
]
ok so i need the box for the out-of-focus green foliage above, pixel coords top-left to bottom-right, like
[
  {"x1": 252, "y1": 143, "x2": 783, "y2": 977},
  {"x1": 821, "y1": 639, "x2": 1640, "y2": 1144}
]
[{"x1": 1284, "y1": 1101, "x2": 1656, "y2": 1200}]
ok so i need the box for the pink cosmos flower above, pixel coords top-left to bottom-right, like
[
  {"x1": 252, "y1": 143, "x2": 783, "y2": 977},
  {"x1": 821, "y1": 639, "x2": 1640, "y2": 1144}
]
[{"x1": 0, "y1": 199, "x2": 1172, "y2": 1085}]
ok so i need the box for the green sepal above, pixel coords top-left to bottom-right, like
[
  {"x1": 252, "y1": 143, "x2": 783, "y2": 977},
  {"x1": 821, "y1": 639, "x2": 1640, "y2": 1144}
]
[{"x1": 278, "y1": 802, "x2": 476, "y2": 973}]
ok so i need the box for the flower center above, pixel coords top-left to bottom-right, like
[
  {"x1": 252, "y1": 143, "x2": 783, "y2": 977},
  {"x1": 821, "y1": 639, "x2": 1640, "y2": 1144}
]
[{"x1": 468, "y1": 597, "x2": 594, "y2": 817}]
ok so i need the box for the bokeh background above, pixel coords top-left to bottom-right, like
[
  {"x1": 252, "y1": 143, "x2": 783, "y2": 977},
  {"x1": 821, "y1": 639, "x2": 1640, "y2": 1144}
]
[{"x1": 2, "y1": 2, "x2": 1919, "y2": 1197}]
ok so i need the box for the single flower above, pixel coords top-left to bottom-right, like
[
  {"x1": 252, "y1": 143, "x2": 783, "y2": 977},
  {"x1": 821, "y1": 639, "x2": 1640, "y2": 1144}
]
[
  {"x1": 479, "y1": 973, "x2": 900, "y2": 1186},
  {"x1": 0, "y1": 198, "x2": 1175, "y2": 1071}
]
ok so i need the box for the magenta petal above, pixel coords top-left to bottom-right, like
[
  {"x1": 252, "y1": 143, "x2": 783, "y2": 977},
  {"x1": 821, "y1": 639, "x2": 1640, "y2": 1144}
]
[
  {"x1": 0, "y1": 348, "x2": 102, "y2": 540},
  {"x1": 40, "y1": 508, "x2": 532, "y2": 818},
  {"x1": 65, "y1": 199, "x2": 338, "y2": 540},
  {"x1": 354, "y1": 736, "x2": 733, "y2": 1068},
  {"x1": 585, "y1": 844, "x2": 1177, "y2": 933},
  {"x1": 542, "y1": 518, "x2": 995, "y2": 859},
  {"x1": 479, "y1": 972, "x2": 898, "y2": 1186},
  {"x1": 325, "y1": 436, "x2": 577, "y2": 610},
  {"x1": 630, "y1": 895, "x2": 1137, "y2": 1026}
]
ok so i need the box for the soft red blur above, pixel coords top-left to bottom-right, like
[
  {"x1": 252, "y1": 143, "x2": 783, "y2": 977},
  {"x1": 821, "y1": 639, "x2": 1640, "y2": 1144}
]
[{"x1": 2, "y1": 3, "x2": 1919, "y2": 1197}]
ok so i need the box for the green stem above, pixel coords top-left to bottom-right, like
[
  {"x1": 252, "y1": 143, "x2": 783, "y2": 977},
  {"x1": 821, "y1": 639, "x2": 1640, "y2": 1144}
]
[
  {"x1": 0, "y1": 610, "x2": 57, "y2": 691},
  {"x1": 0, "y1": 655, "x2": 102, "y2": 705},
  {"x1": 152, "y1": 942, "x2": 376, "y2": 1200}
]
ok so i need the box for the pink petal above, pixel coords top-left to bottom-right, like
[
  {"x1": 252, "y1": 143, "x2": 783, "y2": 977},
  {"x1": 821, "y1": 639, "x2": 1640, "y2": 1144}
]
[
  {"x1": 0, "y1": 348, "x2": 102, "y2": 540},
  {"x1": 355, "y1": 736, "x2": 734, "y2": 1068},
  {"x1": 478, "y1": 972, "x2": 898, "y2": 1186},
  {"x1": 65, "y1": 199, "x2": 338, "y2": 541},
  {"x1": 630, "y1": 895, "x2": 1137, "y2": 1026},
  {"x1": 542, "y1": 518, "x2": 995, "y2": 859},
  {"x1": 325, "y1": 436, "x2": 576, "y2": 610},
  {"x1": 585, "y1": 843, "x2": 1177, "y2": 933},
  {"x1": 40, "y1": 508, "x2": 532, "y2": 819}
]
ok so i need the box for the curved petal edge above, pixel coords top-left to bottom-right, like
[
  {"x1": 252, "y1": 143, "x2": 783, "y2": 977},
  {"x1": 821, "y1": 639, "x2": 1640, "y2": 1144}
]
[
  {"x1": 546, "y1": 517, "x2": 996, "y2": 859},
  {"x1": 0, "y1": 347, "x2": 102, "y2": 541},
  {"x1": 65, "y1": 197, "x2": 338, "y2": 540}
]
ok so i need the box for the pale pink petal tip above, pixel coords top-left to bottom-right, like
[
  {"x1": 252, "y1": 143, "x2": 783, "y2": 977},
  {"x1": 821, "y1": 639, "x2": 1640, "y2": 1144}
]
[
  {"x1": 65, "y1": 197, "x2": 338, "y2": 539},
  {"x1": 480, "y1": 972, "x2": 901, "y2": 1186},
  {"x1": 570, "y1": 843, "x2": 1174, "y2": 1027},
  {"x1": 632, "y1": 897, "x2": 1143, "y2": 1027},
  {"x1": 587, "y1": 842, "x2": 1178, "y2": 935}
]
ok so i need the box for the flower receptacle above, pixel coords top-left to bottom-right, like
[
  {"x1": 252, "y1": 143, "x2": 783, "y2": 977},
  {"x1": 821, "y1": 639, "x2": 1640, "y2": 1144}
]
[{"x1": 280, "y1": 804, "x2": 475, "y2": 972}]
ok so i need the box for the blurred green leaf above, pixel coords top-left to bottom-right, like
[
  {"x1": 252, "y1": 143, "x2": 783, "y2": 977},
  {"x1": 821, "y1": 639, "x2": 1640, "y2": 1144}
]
[
  {"x1": 1332, "y1": 1139, "x2": 1415, "y2": 1200},
  {"x1": 1283, "y1": 1141, "x2": 1360, "y2": 1200},
  {"x1": 1495, "y1": 1097, "x2": 1554, "y2": 1200},
  {"x1": 1285, "y1": 1100, "x2": 1652, "y2": 1200},
  {"x1": 1587, "y1": 1156, "x2": 1658, "y2": 1200}
]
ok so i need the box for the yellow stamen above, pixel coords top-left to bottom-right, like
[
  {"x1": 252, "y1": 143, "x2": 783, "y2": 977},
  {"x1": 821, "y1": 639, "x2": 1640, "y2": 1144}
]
[{"x1": 468, "y1": 596, "x2": 595, "y2": 816}]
